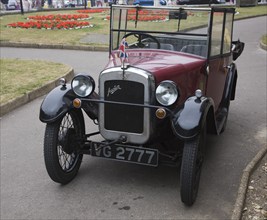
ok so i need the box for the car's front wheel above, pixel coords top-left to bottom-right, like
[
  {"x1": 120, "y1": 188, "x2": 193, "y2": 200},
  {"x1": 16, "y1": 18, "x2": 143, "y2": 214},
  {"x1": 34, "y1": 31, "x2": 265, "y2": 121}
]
[
  {"x1": 43, "y1": 109, "x2": 85, "y2": 184},
  {"x1": 180, "y1": 122, "x2": 206, "y2": 206}
]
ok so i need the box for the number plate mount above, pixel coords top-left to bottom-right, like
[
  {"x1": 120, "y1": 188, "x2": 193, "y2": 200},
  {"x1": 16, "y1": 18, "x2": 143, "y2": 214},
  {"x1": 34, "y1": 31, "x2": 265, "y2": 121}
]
[{"x1": 91, "y1": 143, "x2": 158, "y2": 167}]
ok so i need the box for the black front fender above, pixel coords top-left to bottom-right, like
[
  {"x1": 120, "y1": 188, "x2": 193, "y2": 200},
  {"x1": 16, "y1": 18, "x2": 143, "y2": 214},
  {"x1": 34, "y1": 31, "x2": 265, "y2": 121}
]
[
  {"x1": 171, "y1": 96, "x2": 214, "y2": 140},
  {"x1": 39, "y1": 84, "x2": 75, "y2": 123}
]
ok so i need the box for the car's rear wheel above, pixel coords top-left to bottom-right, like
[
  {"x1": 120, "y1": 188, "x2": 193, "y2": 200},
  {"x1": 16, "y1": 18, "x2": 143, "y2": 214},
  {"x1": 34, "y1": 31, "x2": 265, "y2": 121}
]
[
  {"x1": 180, "y1": 122, "x2": 206, "y2": 206},
  {"x1": 43, "y1": 109, "x2": 85, "y2": 184}
]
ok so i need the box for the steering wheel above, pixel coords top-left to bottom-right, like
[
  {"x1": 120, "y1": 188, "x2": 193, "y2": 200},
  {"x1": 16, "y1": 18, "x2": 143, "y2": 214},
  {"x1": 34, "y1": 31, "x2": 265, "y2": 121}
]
[{"x1": 122, "y1": 32, "x2": 161, "y2": 49}]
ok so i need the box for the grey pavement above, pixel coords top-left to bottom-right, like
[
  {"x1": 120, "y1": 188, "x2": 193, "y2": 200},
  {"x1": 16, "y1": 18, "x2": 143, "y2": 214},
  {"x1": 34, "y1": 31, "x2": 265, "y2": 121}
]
[
  {"x1": 0, "y1": 48, "x2": 109, "y2": 76},
  {"x1": 0, "y1": 16, "x2": 267, "y2": 220}
]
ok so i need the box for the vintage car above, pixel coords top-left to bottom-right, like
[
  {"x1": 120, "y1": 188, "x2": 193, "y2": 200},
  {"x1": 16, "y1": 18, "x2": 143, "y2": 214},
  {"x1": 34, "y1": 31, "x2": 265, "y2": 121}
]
[{"x1": 39, "y1": 5, "x2": 244, "y2": 206}]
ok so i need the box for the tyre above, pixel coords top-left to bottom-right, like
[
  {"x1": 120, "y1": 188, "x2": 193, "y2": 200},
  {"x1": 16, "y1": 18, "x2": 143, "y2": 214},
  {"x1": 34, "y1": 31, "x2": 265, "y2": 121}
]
[
  {"x1": 43, "y1": 109, "x2": 85, "y2": 184},
  {"x1": 180, "y1": 122, "x2": 206, "y2": 206}
]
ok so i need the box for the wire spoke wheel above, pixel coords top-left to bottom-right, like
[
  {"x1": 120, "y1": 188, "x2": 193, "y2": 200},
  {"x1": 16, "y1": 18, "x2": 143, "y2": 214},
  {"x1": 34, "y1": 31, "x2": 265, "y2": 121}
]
[
  {"x1": 180, "y1": 122, "x2": 206, "y2": 206},
  {"x1": 43, "y1": 110, "x2": 85, "y2": 184}
]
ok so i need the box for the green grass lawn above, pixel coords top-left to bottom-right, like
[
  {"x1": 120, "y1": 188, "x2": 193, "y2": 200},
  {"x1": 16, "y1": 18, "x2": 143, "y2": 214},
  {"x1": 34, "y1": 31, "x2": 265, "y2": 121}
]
[
  {"x1": 261, "y1": 34, "x2": 267, "y2": 45},
  {"x1": 0, "y1": 6, "x2": 266, "y2": 47},
  {"x1": 0, "y1": 58, "x2": 71, "y2": 104},
  {"x1": 0, "y1": 9, "x2": 110, "y2": 47}
]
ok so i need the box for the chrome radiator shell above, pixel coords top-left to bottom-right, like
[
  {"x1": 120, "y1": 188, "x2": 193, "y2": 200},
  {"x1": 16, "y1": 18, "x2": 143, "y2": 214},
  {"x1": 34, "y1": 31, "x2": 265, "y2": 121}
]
[{"x1": 99, "y1": 66, "x2": 155, "y2": 144}]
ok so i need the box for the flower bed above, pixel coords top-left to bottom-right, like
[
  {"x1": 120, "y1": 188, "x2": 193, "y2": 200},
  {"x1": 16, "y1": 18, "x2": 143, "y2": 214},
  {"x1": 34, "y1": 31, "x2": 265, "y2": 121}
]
[
  {"x1": 77, "y1": 9, "x2": 108, "y2": 13},
  {"x1": 27, "y1": 14, "x2": 90, "y2": 21},
  {"x1": 8, "y1": 20, "x2": 92, "y2": 29},
  {"x1": 104, "y1": 9, "x2": 195, "y2": 21},
  {"x1": 7, "y1": 13, "x2": 93, "y2": 30},
  {"x1": 104, "y1": 9, "x2": 169, "y2": 22},
  {"x1": 128, "y1": 9, "x2": 169, "y2": 16},
  {"x1": 105, "y1": 15, "x2": 168, "y2": 22},
  {"x1": 127, "y1": 15, "x2": 167, "y2": 22}
]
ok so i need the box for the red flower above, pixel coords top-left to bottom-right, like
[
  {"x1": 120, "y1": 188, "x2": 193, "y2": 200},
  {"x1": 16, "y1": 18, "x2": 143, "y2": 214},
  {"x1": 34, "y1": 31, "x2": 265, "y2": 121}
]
[
  {"x1": 8, "y1": 13, "x2": 92, "y2": 30},
  {"x1": 77, "y1": 9, "x2": 107, "y2": 13}
]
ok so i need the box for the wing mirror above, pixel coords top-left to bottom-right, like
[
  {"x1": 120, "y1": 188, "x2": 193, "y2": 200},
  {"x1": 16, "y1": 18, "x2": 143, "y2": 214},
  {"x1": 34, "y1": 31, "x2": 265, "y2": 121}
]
[{"x1": 232, "y1": 40, "x2": 245, "y2": 61}]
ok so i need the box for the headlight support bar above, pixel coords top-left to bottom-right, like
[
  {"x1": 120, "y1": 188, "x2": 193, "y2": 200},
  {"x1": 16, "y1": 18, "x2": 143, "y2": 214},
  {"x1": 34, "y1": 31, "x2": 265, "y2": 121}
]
[{"x1": 80, "y1": 98, "x2": 176, "y2": 118}]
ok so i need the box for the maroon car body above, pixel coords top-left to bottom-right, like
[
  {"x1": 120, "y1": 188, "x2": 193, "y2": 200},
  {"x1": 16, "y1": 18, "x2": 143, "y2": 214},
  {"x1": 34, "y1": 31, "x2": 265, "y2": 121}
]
[
  {"x1": 107, "y1": 50, "x2": 207, "y2": 105},
  {"x1": 40, "y1": 5, "x2": 244, "y2": 206}
]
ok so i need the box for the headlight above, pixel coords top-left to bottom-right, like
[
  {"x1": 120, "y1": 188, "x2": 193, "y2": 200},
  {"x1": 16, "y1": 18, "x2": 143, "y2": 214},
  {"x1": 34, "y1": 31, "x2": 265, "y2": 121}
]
[
  {"x1": 71, "y1": 75, "x2": 95, "y2": 97},
  {"x1": 156, "y1": 81, "x2": 178, "y2": 106}
]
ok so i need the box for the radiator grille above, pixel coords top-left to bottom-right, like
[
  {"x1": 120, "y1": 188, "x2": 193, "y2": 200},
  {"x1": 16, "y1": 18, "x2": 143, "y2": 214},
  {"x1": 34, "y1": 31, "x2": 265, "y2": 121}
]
[{"x1": 104, "y1": 80, "x2": 144, "y2": 133}]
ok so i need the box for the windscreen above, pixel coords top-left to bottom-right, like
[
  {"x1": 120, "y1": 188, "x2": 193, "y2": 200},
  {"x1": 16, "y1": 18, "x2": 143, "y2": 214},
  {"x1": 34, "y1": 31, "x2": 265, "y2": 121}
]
[{"x1": 111, "y1": 6, "x2": 211, "y2": 51}]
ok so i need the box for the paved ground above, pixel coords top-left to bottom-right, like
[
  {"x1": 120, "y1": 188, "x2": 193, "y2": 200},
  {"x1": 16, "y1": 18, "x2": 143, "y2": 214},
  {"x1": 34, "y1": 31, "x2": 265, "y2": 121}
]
[
  {"x1": 0, "y1": 16, "x2": 266, "y2": 220},
  {"x1": 241, "y1": 153, "x2": 267, "y2": 220}
]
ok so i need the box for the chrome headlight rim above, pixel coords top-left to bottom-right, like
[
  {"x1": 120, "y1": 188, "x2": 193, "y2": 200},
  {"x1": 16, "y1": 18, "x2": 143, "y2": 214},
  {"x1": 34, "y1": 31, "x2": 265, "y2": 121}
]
[
  {"x1": 71, "y1": 74, "x2": 95, "y2": 98},
  {"x1": 156, "y1": 80, "x2": 179, "y2": 106}
]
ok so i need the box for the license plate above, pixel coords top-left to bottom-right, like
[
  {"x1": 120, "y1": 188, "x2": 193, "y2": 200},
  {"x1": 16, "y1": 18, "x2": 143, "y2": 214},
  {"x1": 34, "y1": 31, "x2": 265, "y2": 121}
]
[{"x1": 91, "y1": 144, "x2": 158, "y2": 167}]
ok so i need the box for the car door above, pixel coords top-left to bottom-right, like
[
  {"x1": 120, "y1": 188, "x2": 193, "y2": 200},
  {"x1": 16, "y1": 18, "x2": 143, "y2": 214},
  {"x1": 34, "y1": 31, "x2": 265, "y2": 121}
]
[{"x1": 206, "y1": 9, "x2": 234, "y2": 112}]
